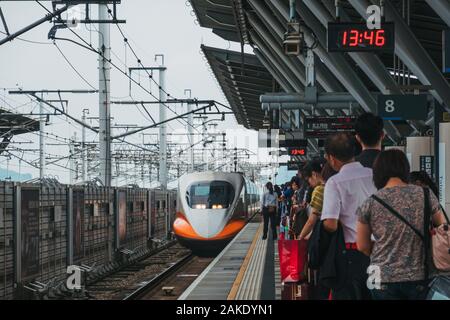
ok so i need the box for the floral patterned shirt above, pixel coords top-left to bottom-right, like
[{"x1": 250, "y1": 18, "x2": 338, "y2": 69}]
[{"x1": 357, "y1": 185, "x2": 440, "y2": 283}]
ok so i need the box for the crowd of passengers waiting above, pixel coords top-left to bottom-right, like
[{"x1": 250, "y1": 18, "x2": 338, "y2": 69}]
[{"x1": 260, "y1": 112, "x2": 450, "y2": 300}]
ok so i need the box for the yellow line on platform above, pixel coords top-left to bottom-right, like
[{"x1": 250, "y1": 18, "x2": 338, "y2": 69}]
[{"x1": 227, "y1": 222, "x2": 263, "y2": 300}]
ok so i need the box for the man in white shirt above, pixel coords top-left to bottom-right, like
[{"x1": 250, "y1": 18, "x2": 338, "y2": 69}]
[{"x1": 321, "y1": 133, "x2": 377, "y2": 300}]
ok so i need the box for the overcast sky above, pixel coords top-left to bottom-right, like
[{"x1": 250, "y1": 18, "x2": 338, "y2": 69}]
[{"x1": 0, "y1": 1, "x2": 286, "y2": 184}]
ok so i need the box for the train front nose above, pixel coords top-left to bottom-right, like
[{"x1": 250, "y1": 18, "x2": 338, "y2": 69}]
[
  {"x1": 181, "y1": 180, "x2": 236, "y2": 238},
  {"x1": 187, "y1": 209, "x2": 229, "y2": 238}
]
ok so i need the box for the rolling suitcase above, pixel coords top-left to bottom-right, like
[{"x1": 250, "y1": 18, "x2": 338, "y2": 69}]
[{"x1": 281, "y1": 282, "x2": 312, "y2": 300}]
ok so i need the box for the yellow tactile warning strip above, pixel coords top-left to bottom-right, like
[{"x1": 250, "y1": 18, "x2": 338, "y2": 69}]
[{"x1": 227, "y1": 222, "x2": 263, "y2": 300}]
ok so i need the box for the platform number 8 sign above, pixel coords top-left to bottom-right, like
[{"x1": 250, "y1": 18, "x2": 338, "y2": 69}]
[
  {"x1": 385, "y1": 100, "x2": 395, "y2": 113},
  {"x1": 378, "y1": 94, "x2": 428, "y2": 121}
]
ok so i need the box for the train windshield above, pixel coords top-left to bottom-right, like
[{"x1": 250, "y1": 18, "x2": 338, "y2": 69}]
[{"x1": 187, "y1": 181, "x2": 235, "y2": 209}]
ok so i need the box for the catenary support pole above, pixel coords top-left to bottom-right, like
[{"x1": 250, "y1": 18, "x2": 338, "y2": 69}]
[
  {"x1": 98, "y1": 4, "x2": 112, "y2": 186},
  {"x1": 156, "y1": 55, "x2": 167, "y2": 190},
  {"x1": 39, "y1": 93, "x2": 45, "y2": 179}
]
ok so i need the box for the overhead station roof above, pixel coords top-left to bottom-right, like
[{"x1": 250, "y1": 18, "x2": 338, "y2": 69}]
[
  {"x1": 190, "y1": 0, "x2": 249, "y2": 44},
  {"x1": 0, "y1": 108, "x2": 39, "y2": 136},
  {"x1": 191, "y1": 0, "x2": 450, "y2": 144},
  {"x1": 202, "y1": 45, "x2": 276, "y2": 130}
]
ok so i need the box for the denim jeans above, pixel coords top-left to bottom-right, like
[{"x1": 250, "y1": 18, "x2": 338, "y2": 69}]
[
  {"x1": 262, "y1": 207, "x2": 277, "y2": 239},
  {"x1": 370, "y1": 280, "x2": 429, "y2": 300}
]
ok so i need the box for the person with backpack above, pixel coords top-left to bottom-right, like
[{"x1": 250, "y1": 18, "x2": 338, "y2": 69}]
[
  {"x1": 354, "y1": 113, "x2": 385, "y2": 169},
  {"x1": 261, "y1": 182, "x2": 278, "y2": 240},
  {"x1": 356, "y1": 150, "x2": 447, "y2": 300}
]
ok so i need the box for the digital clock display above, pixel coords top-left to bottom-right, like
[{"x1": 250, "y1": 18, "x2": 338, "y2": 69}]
[
  {"x1": 288, "y1": 147, "x2": 307, "y2": 157},
  {"x1": 327, "y1": 22, "x2": 395, "y2": 52}
]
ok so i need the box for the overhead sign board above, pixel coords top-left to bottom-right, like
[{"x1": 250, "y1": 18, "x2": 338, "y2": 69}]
[
  {"x1": 304, "y1": 116, "x2": 356, "y2": 139},
  {"x1": 377, "y1": 94, "x2": 428, "y2": 121},
  {"x1": 281, "y1": 139, "x2": 308, "y2": 148},
  {"x1": 327, "y1": 22, "x2": 395, "y2": 53}
]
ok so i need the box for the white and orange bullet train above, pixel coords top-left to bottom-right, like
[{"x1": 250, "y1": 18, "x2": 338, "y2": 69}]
[{"x1": 173, "y1": 172, "x2": 261, "y2": 251}]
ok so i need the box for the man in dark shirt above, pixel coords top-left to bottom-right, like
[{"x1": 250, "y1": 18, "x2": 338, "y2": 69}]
[{"x1": 354, "y1": 113, "x2": 385, "y2": 168}]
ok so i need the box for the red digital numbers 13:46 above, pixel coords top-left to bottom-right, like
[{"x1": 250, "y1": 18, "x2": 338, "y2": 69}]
[{"x1": 341, "y1": 29, "x2": 386, "y2": 47}]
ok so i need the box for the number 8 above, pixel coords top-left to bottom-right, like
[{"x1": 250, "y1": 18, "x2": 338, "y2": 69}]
[{"x1": 385, "y1": 100, "x2": 395, "y2": 113}]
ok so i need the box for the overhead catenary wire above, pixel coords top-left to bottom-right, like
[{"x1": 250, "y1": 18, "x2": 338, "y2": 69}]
[
  {"x1": 36, "y1": 1, "x2": 204, "y2": 136},
  {"x1": 3, "y1": 1, "x2": 231, "y2": 180},
  {"x1": 53, "y1": 41, "x2": 97, "y2": 90},
  {"x1": 0, "y1": 30, "x2": 52, "y2": 45}
]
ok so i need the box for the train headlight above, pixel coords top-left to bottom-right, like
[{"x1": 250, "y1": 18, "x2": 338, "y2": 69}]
[
  {"x1": 195, "y1": 204, "x2": 206, "y2": 209},
  {"x1": 212, "y1": 204, "x2": 223, "y2": 209}
]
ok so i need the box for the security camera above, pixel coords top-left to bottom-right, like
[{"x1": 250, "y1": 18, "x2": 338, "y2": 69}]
[
  {"x1": 284, "y1": 34, "x2": 303, "y2": 56},
  {"x1": 283, "y1": 22, "x2": 304, "y2": 56}
]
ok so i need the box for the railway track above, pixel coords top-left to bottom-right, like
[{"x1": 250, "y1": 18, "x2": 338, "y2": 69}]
[
  {"x1": 86, "y1": 243, "x2": 193, "y2": 300},
  {"x1": 125, "y1": 255, "x2": 214, "y2": 300}
]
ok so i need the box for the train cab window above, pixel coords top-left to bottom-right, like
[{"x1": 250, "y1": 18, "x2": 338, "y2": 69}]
[{"x1": 188, "y1": 181, "x2": 234, "y2": 209}]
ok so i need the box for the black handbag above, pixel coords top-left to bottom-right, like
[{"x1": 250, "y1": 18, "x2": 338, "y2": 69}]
[{"x1": 292, "y1": 207, "x2": 308, "y2": 237}]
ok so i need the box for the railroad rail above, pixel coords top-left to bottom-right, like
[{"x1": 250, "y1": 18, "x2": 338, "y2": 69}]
[{"x1": 86, "y1": 243, "x2": 193, "y2": 300}]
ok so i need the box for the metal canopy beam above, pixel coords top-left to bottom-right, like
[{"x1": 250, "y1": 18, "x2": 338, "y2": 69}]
[
  {"x1": 249, "y1": 30, "x2": 302, "y2": 92},
  {"x1": 253, "y1": 48, "x2": 294, "y2": 93},
  {"x1": 202, "y1": 45, "x2": 275, "y2": 130},
  {"x1": 425, "y1": 0, "x2": 450, "y2": 27},
  {"x1": 205, "y1": 9, "x2": 236, "y2": 28},
  {"x1": 349, "y1": 0, "x2": 450, "y2": 109},
  {"x1": 247, "y1": 0, "x2": 343, "y2": 93},
  {"x1": 267, "y1": 0, "x2": 400, "y2": 142},
  {"x1": 213, "y1": 28, "x2": 240, "y2": 42},
  {"x1": 304, "y1": 0, "x2": 422, "y2": 136},
  {"x1": 247, "y1": 12, "x2": 307, "y2": 90}
]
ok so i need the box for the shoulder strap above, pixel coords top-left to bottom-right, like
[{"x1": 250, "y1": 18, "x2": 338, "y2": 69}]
[
  {"x1": 423, "y1": 187, "x2": 432, "y2": 281},
  {"x1": 371, "y1": 195, "x2": 424, "y2": 241}
]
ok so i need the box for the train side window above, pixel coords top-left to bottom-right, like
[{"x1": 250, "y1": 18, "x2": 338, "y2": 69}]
[
  {"x1": 156, "y1": 201, "x2": 160, "y2": 210},
  {"x1": 161, "y1": 200, "x2": 166, "y2": 210}
]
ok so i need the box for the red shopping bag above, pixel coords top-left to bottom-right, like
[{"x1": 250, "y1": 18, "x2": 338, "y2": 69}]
[{"x1": 278, "y1": 239, "x2": 308, "y2": 283}]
